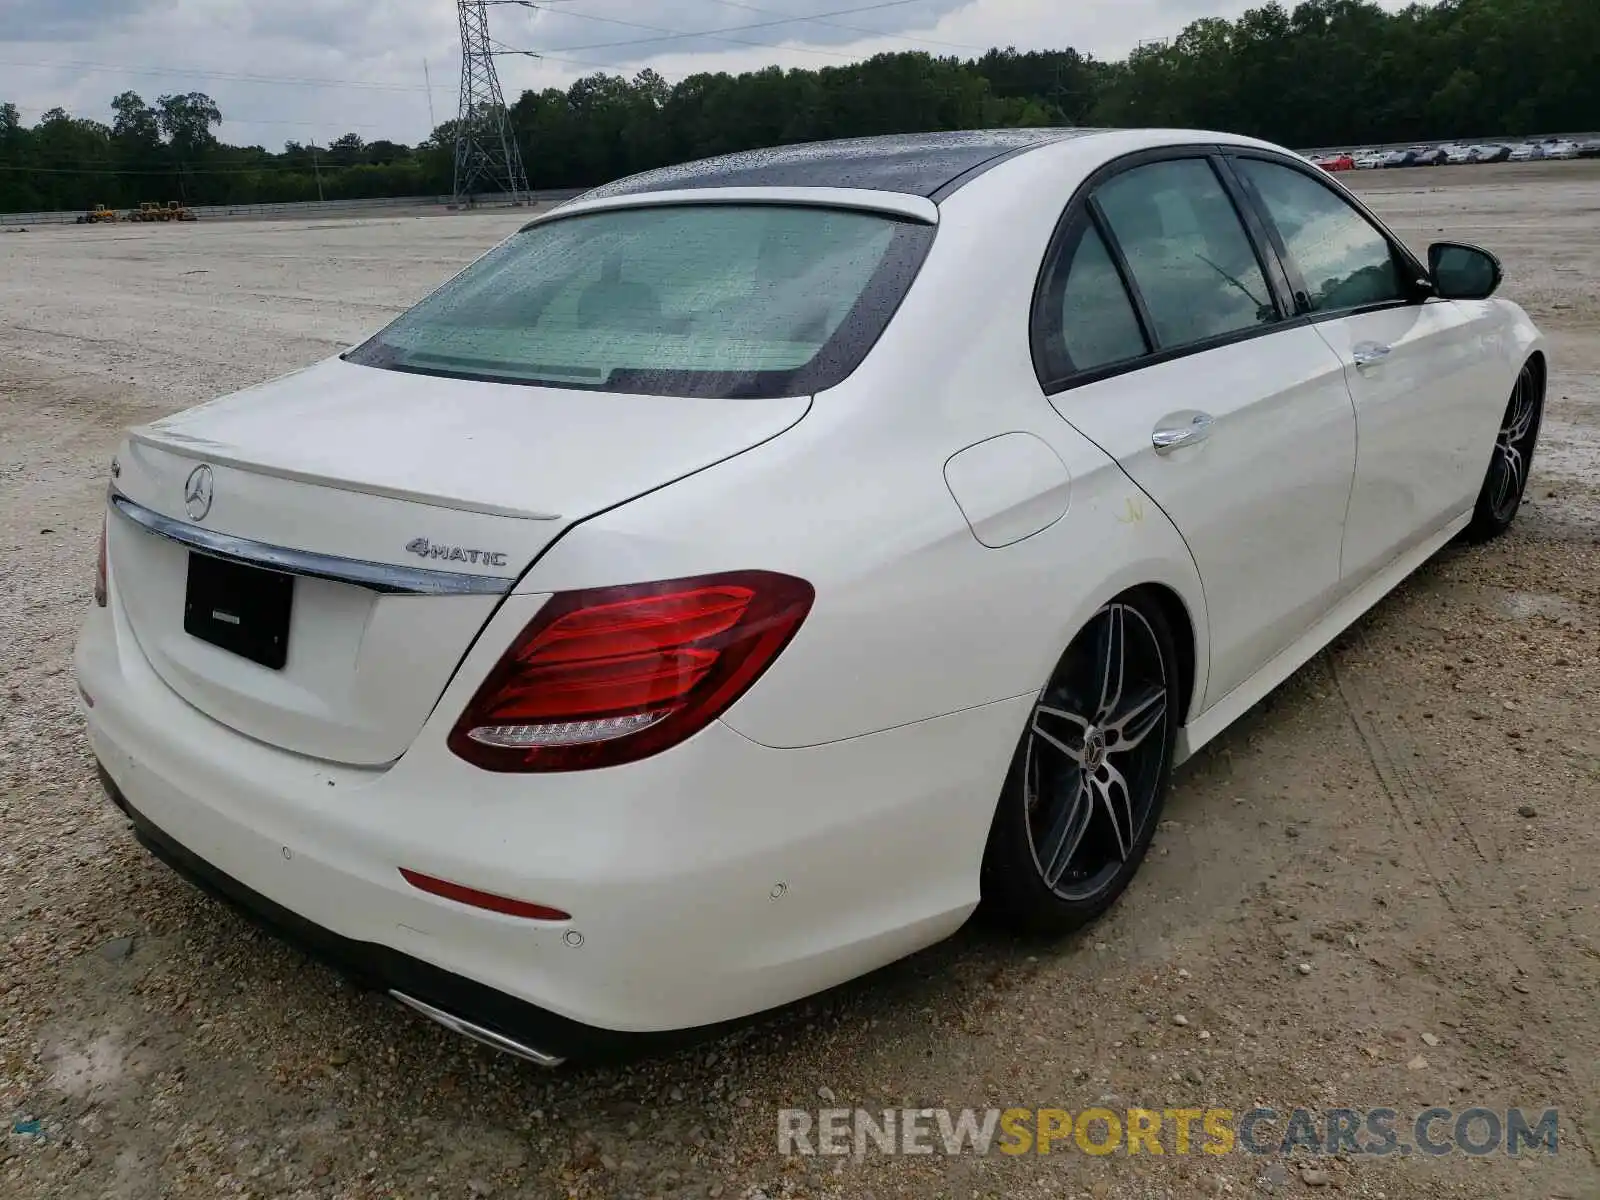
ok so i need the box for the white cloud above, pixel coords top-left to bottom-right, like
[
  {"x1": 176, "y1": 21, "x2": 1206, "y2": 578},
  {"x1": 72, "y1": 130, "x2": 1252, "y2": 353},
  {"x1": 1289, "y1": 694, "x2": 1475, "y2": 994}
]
[{"x1": 0, "y1": 0, "x2": 1414, "y2": 147}]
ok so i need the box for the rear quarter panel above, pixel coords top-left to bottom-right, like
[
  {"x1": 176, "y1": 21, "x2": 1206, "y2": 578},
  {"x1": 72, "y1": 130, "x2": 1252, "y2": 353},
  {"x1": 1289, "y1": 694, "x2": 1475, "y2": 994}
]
[{"x1": 511, "y1": 137, "x2": 1214, "y2": 748}]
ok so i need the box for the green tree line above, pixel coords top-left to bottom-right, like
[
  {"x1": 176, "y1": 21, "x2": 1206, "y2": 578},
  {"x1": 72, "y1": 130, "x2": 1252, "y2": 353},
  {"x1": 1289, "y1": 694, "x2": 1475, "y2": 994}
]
[{"x1": 3, "y1": 0, "x2": 1596, "y2": 214}]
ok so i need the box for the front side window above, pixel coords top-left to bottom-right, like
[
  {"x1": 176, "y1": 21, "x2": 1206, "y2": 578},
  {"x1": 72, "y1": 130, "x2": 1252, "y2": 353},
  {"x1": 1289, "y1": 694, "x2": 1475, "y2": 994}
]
[
  {"x1": 346, "y1": 204, "x2": 931, "y2": 398},
  {"x1": 1035, "y1": 223, "x2": 1150, "y2": 379},
  {"x1": 1234, "y1": 158, "x2": 1408, "y2": 313},
  {"x1": 1093, "y1": 158, "x2": 1279, "y2": 350}
]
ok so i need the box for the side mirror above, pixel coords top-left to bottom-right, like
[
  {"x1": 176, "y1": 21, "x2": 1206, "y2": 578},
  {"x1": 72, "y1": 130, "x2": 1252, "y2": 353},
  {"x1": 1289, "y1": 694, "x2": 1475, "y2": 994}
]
[{"x1": 1428, "y1": 241, "x2": 1503, "y2": 300}]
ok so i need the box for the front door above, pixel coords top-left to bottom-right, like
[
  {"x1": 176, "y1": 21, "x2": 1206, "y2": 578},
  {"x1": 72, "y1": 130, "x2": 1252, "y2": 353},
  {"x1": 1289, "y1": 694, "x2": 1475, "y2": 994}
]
[
  {"x1": 1032, "y1": 153, "x2": 1358, "y2": 709},
  {"x1": 1228, "y1": 155, "x2": 1504, "y2": 582}
]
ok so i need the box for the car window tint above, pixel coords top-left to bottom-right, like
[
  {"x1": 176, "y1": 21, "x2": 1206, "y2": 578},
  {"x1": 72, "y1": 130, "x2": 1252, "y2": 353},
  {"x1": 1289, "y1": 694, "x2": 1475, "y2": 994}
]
[
  {"x1": 1235, "y1": 159, "x2": 1407, "y2": 313},
  {"x1": 345, "y1": 204, "x2": 930, "y2": 398},
  {"x1": 1093, "y1": 159, "x2": 1278, "y2": 349},
  {"x1": 1038, "y1": 223, "x2": 1148, "y2": 377}
]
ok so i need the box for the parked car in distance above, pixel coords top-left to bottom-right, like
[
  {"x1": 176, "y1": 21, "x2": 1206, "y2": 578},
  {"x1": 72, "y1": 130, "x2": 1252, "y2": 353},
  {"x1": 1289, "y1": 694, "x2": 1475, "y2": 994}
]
[
  {"x1": 1353, "y1": 152, "x2": 1385, "y2": 169},
  {"x1": 1410, "y1": 146, "x2": 1449, "y2": 167},
  {"x1": 1439, "y1": 144, "x2": 1473, "y2": 165},
  {"x1": 1313, "y1": 153, "x2": 1355, "y2": 172},
  {"x1": 1543, "y1": 139, "x2": 1580, "y2": 160},
  {"x1": 76, "y1": 127, "x2": 1549, "y2": 1066},
  {"x1": 1509, "y1": 142, "x2": 1544, "y2": 161},
  {"x1": 1470, "y1": 144, "x2": 1511, "y2": 164},
  {"x1": 1380, "y1": 149, "x2": 1413, "y2": 167},
  {"x1": 1578, "y1": 139, "x2": 1600, "y2": 159}
]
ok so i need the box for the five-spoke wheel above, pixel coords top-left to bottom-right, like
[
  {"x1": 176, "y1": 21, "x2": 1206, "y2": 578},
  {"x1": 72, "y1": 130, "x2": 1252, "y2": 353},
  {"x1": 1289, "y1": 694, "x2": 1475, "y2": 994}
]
[
  {"x1": 1468, "y1": 360, "x2": 1543, "y2": 540},
  {"x1": 983, "y1": 592, "x2": 1178, "y2": 933}
]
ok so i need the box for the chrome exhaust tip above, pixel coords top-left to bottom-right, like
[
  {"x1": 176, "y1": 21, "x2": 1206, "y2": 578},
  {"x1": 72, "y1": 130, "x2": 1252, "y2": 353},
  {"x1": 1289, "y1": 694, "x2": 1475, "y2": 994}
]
[{"x1": 389, "y1": 990, "x2": 566, "y2": 1067}]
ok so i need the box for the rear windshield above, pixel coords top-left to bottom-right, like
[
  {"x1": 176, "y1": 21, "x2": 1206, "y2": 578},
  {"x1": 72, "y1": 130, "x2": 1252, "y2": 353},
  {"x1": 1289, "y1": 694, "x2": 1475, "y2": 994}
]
[{"x1": 345, "y1": 203, "x2": 934, "y2": 398}]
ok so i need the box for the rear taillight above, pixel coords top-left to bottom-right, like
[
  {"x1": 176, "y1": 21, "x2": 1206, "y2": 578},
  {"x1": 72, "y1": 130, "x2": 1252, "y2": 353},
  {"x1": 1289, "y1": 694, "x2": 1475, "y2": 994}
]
[
  {"x1": 449, "y1": 571, "x2": 813, "y2": 772},
  {"x1": 94, "y1": 516, "x2": 108, "y2": 607}
]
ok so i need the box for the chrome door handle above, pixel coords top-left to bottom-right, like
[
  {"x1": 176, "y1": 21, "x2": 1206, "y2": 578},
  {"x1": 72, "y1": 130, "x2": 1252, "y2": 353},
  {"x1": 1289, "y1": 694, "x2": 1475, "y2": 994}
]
[
  {"x1": 1353, "y1": 342, "x2": 1392, "y2": 367},
  {"x1": 1151, "y1": 411, "x2": 1214, "y2": 455}
]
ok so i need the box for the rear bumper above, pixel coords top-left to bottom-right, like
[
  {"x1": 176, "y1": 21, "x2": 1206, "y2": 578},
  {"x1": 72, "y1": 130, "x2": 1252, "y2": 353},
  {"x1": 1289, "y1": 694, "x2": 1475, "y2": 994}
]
[
  {"x1": 76, "y1": 584, "x2": 1029, "y2": 1049},
  {"x1": 97, "y1": 765, "x2": 636, "y2": 1064}
]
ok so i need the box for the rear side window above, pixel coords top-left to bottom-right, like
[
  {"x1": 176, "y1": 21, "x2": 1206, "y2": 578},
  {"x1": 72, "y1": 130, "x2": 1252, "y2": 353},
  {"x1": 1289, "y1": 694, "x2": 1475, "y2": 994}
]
[
  {"x1": 1093, "y1": 159, "x2": 1279, "y2": 350},
  {"x1": 346, "y1": 204, "x2": 933, "y2": 398},
  {"x1": 1035, "y1": 223, "x2": 1149, "y2": 378},
  {"x1": 1234, "y1": 159, "x2": 1407, "y2": 313}
]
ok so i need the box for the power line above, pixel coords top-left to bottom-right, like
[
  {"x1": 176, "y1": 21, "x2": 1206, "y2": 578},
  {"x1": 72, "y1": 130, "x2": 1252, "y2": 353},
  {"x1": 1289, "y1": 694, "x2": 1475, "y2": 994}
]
[
  {"x1": 1, "y1": 1, "x2": 974, "y2": 111},
  {"x1": 492, "y1": 1, "x2": 865, "y2": 61},
  {"x1": 487, "y1": 37, "x2": 635, "y2": 72},
  {"x1": 694, "y1": 0, "x2": 988, "y2": 53},
  {"x1": 535, "y1": 0, "x2": 936, "y2": 54}
]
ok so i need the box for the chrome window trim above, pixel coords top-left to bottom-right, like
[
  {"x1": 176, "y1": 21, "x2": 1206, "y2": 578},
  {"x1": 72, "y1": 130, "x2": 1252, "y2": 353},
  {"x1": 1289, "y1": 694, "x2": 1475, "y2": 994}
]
[{"x1": 108, "y1": 491, "x2": 515, "y2": 597}]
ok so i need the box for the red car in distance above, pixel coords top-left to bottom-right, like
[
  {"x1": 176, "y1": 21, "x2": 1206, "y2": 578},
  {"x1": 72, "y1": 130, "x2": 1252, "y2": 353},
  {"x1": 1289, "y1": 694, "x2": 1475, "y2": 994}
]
[{"x1": 1312, "y1": 153, "x2": 1356, "y2": 172}]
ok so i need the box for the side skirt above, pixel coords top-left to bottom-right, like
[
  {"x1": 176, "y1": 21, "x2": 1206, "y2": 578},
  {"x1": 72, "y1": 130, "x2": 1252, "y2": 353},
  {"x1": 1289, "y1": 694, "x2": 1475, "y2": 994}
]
[{"x1": 1175, "y1": 510, "x2": 1472, "y2": 764}]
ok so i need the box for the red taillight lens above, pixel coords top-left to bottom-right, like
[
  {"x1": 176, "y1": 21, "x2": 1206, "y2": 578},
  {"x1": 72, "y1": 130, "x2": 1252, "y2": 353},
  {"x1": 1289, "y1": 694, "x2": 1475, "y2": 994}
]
[
  {"x1": 449, "y1": 570, "x2": 814, "y2": 772},
  {"x1": 94, "y1": 516, "x2": 108, "y2": 607}
]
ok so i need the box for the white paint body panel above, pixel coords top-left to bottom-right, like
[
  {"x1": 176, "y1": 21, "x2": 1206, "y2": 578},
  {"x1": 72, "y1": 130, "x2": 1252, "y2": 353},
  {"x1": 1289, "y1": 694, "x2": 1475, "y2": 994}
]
[
  {"x1": 943, "y1": 433, "x2": 1072, "y2": 548},
  {"x1": 106, "y1": 358, "x2": 808, "y2": 763},
  {"x1": 1046, "y1": 326, "x2": 1357, "y2": 707},
  {"x1": 1314, "y1": 298, "x2": 1519, "y2": 579},
  {"x1": 76, "y1": 127, "x2": 1546, "y2": 1037},
  {"x1": 78, "y1": 580, "x2": 1025, "y2": 1031},
  {"x1": 137, "y1": 356, "x2": 810, "y2": 528}
]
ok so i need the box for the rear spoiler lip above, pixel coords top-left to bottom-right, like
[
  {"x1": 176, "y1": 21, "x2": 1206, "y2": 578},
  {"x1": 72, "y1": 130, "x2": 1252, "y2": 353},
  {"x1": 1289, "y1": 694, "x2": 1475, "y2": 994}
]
[
  {"x1": 522, "y1": 185, "x2": 941, "y2": 230},
  {"x1": 125, "y1": 426, "x2": 564, "y2": 522}
]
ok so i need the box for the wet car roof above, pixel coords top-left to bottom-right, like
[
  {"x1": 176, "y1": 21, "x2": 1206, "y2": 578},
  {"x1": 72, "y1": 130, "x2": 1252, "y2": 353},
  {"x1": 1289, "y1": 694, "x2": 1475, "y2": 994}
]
[{"x1": 580, "y1": 129, "x2": 1101, "y2": 201}]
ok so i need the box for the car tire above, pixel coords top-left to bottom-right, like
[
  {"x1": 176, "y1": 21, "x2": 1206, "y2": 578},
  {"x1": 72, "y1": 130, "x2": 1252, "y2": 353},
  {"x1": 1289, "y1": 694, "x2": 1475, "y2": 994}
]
[
  {"x1": 979, "y1": 591, "x2": 1180, "y2": 937},
  {"x1": 1464, "y1": 361, "x2": 1543, "y2": 542}
]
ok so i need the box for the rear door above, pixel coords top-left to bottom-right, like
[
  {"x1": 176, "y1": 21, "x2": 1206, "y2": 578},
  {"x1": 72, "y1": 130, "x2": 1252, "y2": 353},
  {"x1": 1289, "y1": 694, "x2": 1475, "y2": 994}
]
[
  {"x1": 1033, "y1": 151, "x2": 1358, "y2": 708},
  {"x1": 1228, "y1": 154, "x2": 1504, "y2": 582}
]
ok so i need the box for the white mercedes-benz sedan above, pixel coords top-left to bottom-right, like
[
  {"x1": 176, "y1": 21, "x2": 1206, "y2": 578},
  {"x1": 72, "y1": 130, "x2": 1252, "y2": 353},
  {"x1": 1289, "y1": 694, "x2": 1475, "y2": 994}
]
[{"x1": 76, "y1": 128, "x2": 1546, "y2": 1065}]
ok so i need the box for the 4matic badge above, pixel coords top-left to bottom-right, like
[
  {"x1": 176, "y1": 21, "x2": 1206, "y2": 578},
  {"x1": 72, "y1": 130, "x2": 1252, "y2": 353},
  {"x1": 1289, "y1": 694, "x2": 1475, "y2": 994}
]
[{"x1": 405, "y1": 538, "x2": 509, "y2": 568}]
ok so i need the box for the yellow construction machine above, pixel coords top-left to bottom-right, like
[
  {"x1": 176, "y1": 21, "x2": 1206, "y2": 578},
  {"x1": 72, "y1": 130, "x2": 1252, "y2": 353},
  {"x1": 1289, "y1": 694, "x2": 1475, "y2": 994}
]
[{"x1": 75, "y1": 203, "x2": 119, "y2": 224}]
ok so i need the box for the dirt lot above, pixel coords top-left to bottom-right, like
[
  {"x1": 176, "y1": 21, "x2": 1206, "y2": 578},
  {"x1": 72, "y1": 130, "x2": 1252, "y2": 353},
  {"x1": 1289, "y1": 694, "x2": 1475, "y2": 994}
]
[{"x1": 2, "y1": 161, "x2": 1597, "y2": 1200}]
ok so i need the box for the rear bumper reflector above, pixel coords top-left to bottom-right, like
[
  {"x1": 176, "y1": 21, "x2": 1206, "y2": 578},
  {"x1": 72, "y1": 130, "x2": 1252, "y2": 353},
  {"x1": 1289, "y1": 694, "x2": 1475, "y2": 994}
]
[{"x1": 398, "y1": 867, "x2": 571, "y2": 921}]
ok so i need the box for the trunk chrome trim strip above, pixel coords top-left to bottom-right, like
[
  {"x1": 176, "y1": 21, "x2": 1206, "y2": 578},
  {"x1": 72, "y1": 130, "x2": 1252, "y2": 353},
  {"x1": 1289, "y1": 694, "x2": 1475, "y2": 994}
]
[{"x1": 108, "y1": 491, "x2": 516, "y2": 596}]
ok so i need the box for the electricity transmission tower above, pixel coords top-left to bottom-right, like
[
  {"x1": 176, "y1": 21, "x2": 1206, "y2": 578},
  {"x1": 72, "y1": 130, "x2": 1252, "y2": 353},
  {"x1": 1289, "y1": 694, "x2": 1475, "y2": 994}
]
[{"x1": 452, "y1": 0, "x2": 530, "y2": 207}]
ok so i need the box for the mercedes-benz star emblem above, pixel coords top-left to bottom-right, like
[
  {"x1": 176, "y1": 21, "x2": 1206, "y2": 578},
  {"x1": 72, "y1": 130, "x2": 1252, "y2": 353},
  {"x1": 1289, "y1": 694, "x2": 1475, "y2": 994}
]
[
  {"x1": 1083, "y1": 727, "x2": 1107, "y2": 771},
  {"x1": 183, "y1": 464, "x2": 214, "y2": 522}
]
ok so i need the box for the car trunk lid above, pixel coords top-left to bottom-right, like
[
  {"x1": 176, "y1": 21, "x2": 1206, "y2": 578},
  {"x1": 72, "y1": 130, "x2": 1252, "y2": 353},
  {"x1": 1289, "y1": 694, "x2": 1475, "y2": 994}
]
[{"x1": 106, "y1": 356, "x2": 809, "y2": 766}]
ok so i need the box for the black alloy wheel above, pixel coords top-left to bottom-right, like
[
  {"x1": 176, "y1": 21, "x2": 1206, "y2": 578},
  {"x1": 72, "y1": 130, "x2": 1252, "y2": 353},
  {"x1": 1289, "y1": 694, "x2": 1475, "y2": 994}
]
[
  {"x1": 982, "y1": 593, "x2": 1179, "y2": 935},
  {"x1": 1466, "y1": 361, "x2": 1543, "y2": 541}
]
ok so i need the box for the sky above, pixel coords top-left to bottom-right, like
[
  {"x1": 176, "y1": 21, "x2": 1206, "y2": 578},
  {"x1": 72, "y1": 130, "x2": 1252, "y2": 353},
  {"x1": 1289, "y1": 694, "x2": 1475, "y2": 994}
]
[{"x1": 0, "y1": 0, "x2": 1408, "y2": 149}]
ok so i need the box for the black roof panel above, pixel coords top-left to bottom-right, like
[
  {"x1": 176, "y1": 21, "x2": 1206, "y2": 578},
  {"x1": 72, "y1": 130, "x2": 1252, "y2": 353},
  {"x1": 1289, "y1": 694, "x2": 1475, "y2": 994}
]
[{"x1": 580, "y1": 129, "x2": 1099, "y2": 201}]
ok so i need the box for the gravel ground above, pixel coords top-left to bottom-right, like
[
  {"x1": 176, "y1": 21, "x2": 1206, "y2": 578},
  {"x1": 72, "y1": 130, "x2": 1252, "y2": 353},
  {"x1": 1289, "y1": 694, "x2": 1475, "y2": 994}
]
[{"x1": 2, "y1": 162, "x2": 1597, "y2": 1200}]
